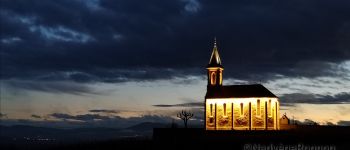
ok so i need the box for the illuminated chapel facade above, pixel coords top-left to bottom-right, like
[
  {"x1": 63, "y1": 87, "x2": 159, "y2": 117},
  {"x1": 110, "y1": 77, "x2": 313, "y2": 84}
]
[{"x1": 205, "y1": 39, "x2": 280, "y2": 130}]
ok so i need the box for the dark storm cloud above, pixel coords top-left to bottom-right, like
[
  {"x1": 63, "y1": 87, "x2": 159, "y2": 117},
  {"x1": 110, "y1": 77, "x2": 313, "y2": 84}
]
[
  {"x1": 279, "y1": 92, "x2": 350, "y2": 105},
  {"x1": 2, "y1": 79, "x2": 98, "y2": 95},
  {"x1": 153, "y1": 102, "x2": 203, "y2": 107},
  {"x1": 89, "y1": 109, "x2": 120, "y2": 114},
  {"x1": 1, "y1": 0, "x2": 350, "y2": 85},
  {"x1": 50, "y1": 113, "x2": 111, "y2": 121},
  {"x1": 31, "y1": 114, "x2": 41, "y2": 119}
]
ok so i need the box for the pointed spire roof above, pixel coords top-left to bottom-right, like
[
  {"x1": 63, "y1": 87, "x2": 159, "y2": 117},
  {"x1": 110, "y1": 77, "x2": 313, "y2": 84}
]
[{"x1": 208, "y1": 37, "x2": 223, "y2": 68}]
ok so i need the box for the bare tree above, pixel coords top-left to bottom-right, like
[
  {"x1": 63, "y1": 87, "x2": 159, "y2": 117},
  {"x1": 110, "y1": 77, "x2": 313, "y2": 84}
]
[{"x1": 177, "y1": 110, "x2": 194, "y2": 128}]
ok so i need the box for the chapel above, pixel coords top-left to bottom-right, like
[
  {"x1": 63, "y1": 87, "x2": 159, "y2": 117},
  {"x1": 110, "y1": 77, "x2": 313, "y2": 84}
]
[{"x1": 205, "y1": 39, "x2": 280, "y2": 130}]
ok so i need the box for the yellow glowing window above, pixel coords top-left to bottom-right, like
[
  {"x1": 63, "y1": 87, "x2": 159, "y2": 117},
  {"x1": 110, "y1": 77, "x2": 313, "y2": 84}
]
[
  {"x1": 268, "y1": 99, "x2": 272, "y2": 117},
  {"x1": 223, "y1": 103, "x2": 227, "y2": 116},
  {"x1": 210, "y1": 103, "x2": 213, "y2": 116},
  {"x1": 240, "y1": 103, "x2": 244, "y2": 116},
  {"x1": 210, "y1": 72, "x2": 216, "y2": 85},
  {"x1": 257, "y1": 99, "x2": 260, "y2": 116}
]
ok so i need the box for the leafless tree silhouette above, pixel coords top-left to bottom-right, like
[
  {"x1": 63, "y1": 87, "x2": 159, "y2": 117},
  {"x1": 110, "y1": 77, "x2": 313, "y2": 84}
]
[{"x1": 177, "y1": 110, "x2": 194, "y2": 128}]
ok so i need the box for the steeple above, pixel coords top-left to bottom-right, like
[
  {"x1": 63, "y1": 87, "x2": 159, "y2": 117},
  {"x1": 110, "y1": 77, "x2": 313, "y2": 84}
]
[
  {"x1": 207, "y1": 37, "x2": 224, "y2": 87},
  {"x1": 208, "y1": 37, "x2": 223, "y2": 68}
]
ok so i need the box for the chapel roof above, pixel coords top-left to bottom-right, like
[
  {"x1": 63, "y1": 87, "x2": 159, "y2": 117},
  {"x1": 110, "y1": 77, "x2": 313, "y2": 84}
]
[{"x1": 205, "y1": 84, "x2": 277, "y2": 98}]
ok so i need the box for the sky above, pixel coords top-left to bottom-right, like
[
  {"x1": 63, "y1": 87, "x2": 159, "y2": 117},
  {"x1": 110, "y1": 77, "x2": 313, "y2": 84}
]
[{"x1": 0, "y1": 0, "x2": 350, "y2": 128}]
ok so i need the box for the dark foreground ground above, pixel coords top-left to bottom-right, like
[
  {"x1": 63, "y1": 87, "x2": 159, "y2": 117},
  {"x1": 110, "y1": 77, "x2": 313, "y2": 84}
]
[{"x1": 1, "y1": 126, "x2": 350, "y2": 150}]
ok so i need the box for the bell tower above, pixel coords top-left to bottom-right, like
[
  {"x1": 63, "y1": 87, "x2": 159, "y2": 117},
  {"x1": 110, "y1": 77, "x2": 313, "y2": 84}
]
[{"x1": 207, "y1": 38, "x2": 223, "y2": 88}]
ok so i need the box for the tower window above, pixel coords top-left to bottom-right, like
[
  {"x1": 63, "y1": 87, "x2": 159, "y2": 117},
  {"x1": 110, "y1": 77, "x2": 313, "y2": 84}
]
[
  {"x1": 223, "y1": 103, "x2": 227, "y2": 116},
  {"x1": 210, "y1": 72, "x2": 216, "y2": 85},
  {"x1": 210, "y1": 103, "x2": 213, "y2": 116},
  {"x1": 257, "y1": 99, "x2": 260, "y2": 116},
  {"x1": 219, "y1": 71, "x2": 222, "y2": 85},
  {"x1": 240, "y1": 103, "x2": 244, "y2": 116}
]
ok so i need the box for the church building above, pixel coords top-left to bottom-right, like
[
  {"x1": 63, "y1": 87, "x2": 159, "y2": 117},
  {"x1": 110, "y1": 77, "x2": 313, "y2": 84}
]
[{"x1": 205, "y1": 39, "x2": 280, "y2": 130}]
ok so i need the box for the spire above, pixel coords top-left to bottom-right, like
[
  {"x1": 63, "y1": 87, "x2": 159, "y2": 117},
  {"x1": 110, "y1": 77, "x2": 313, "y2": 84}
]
[
  {"x1": 208, "y1": 37, "x2": 222, "y2": 67},
  {"x1": 214, "y1": 37, "x2": 217, "y2": 47}
]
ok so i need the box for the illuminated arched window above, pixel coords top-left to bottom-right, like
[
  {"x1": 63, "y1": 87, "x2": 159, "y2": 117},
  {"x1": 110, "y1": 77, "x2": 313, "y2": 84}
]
[
  {"x1": 211, "y1": 72, "x2": 216, "y2": 85},
  {"x1": 268, "y1": 99, "x2": 272, "y2": 117},
  {"x1": 219, "y1": 71, "x2": 222, "y2": 85},
  {"x1": 223, "y1": 103, "x2": 227, "y2": 116},
  {"x1": 240, "y1": 103, "x2": 244, "y2": 116},
  {"x1": 257, "y1": 99, "x2": 260, "y2": 116}
]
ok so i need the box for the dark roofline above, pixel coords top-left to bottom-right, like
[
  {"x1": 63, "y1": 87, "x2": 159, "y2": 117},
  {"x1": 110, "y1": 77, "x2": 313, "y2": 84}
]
[{"x1": 205, "y1": 84, "x2": 278, "y2": 98}]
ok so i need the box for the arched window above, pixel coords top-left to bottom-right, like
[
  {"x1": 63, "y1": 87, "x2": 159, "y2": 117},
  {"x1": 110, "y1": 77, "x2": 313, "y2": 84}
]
[
  {"x1": 219, "y1": 71, "x2": 222, "y2": 85},
  {"x1": 268, "y1": 99, "x2": 272, "y2": 117},
  {"x1": 257, "y1": 99, "x2": 260, "y2": 116},
  {"x1": 223, "y1": 103, "x2": 227, "y2": 116},
  {"x1": 240, "y1": 103, "x2": 244, "y2": 116},
  {"x1": 210, "y1": 72, "x2": 216, "y2": 85}
]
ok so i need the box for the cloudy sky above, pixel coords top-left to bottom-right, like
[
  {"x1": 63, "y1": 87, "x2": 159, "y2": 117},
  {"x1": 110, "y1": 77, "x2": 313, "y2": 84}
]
[{"x1": 1, "y1": 0, "x2": 350, "y2": 128}]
